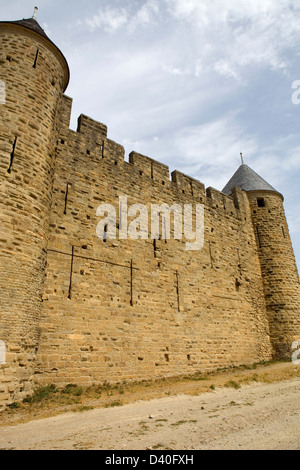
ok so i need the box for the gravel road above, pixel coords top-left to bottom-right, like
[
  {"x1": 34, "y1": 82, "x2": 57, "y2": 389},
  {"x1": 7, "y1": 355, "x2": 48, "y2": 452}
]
[{"x1": 0, "y1": 377, "x2": 299, "y2": 450}]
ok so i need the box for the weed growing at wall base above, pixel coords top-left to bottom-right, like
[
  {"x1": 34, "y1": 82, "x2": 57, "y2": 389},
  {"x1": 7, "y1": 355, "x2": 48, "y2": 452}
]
[{"x1": 96, "y1": 196, "x2": 205, "y2": 251}]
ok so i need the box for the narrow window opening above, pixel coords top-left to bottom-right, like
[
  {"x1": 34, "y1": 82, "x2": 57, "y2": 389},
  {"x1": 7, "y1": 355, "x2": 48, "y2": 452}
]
[
  {"x1": 151, "y1": 162, "x2": 154, "y2": 179},
  {"x1": 282, "y1": 226, "x2": 286, "y2": 238},
  {"x1": 68, "y1": 246, "x2": 74, "y2": 300},
  {"x1": 164, "y1": 353, "x2": 169, "y2": 362},
  {"x1": 257, "y1": 198, "x2": 265, "y2": 207},
  {"x1": 7, "y1": 136, "x2": 17, "y2": 174},
  {"x1": 33, "y1": 49, "x2": 39, "y2": 69},
  {"x1": 63, "y1": 183, "x2": 70, "y2": 215},
  {"x1": 86, "y1": 149, "x2": 90, "y2": 155},
  {"x1": 176, "y1": 270, "x2": 180, "y2": 312},
  {"x1": 130, "y1": 259, "x2": 133, "y2": 307}
]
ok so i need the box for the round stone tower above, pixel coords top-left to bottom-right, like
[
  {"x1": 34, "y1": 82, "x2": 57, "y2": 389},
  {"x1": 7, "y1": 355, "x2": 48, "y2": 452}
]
[
  {"x1": 0, "y1": 13, "x2": 69, "y2": 406},
  {"x1": 223, "y1": 163, "x2": 300, "y2": 359}
]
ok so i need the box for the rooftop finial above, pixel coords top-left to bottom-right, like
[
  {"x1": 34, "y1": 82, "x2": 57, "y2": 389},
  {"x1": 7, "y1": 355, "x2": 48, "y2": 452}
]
[
  {"x1": 240, "y1": 152, "x2": 244, "y2": 165},
  {"x1": 32, "y1": 6, "x2": 38, "y2": 21}
]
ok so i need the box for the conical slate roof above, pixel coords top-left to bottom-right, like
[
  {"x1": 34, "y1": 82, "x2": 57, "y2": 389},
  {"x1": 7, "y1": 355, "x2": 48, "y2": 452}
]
[
  {"x1": 11, "y1": 18, "x2": 50, "y2": 39},
  {"x1": 0, "y1": 17, "x2": 50, "y2": 40},
  {"x1": 222, "y1": 163, "x2": 278, "y2": 195}
]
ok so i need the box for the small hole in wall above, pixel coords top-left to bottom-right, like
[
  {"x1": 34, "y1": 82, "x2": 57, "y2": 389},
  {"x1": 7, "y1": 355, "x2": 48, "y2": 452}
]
[
  {"x1": 6, "y1": 56, "x2": 12, "y2": 61},
  {"x1": 162, "y1": 181, "x2": 165, "y2": 185},
  {"x1": 82, "y1": 245, "x2": 87, "y2": 250},
  {"x1": 51, "y1": 79, "x2": 56, "y2": 86},
  {"x1": 86, "y1": 150, "x2": 90, "y2": 155},
  {"x1": 80, "y1": 270, "x2": 84, "y2": 275},
  {"x1": 61, "y1": 139, "x2": 65, "y2": 145},
  {"x1": 187, "y1": 354, "x2": 191, "y2": 361},
  {"x1": 164, "y1": 353, "x2": 169, "y2": 362},
  {"x1": 140, "y1": 171, "x2": 143, "y2": 176}
]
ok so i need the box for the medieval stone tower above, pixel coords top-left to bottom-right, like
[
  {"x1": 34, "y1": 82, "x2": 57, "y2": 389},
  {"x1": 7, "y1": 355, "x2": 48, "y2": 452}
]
[
  {"x1": 0, "y1": 15, "x2": 69, "y2": 405},
  {"x1": 223, "y1": 164, "x2": 300, "y2": 359},
  {"x1": 0, "y1": 14, "x2": 299, "y2": 409}
]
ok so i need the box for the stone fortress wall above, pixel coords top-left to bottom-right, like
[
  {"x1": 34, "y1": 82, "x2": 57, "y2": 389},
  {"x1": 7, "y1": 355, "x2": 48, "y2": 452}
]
[{"x1": 0, "y1": 17, "x2": 299, "y2": 409}]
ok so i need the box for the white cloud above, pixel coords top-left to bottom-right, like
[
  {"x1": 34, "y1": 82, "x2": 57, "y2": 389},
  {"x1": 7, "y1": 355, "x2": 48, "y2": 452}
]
[
  {"x1": 162, "y1": 63, "x2": 191, "y2": 76},
  {"x1": 85, "y1": 7, "x2": 128, "y2": 33},
  {"x1": 83, "y1": 0, "x2": 160, "y2": 34},
  {"x1": 164, "y1": 0, "x2": 300, "y2": 81},
  {"x1": 128, "y1": 0, "x2": 159, "y2": 31},
  {"x1": 214, "y1": 60, "x2": 242, "y2": 83}
]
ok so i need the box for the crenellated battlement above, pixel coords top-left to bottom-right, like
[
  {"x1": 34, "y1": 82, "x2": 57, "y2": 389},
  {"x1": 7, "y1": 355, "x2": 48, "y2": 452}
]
[
  {"x1": 58, "y1": 94, "x2": 247, "y2": 221},
  {"x1": 1, "y1": 17, "x2": 299, "y2": 411}
]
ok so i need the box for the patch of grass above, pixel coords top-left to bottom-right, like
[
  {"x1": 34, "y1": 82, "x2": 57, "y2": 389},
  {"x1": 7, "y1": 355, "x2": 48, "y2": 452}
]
[
  {"x1": 104, "y1": 400, "x2": 123, "y2": 408},
  {"x1": 210, "y1": 384, "x2": 215, "y2": 390},
  {"x1": 8, "y1": 402, "x2": 20, "y2": 409},
  {"x1": 62, "y1": 384, "x2": 83, "y2": 396},
  {"x1": 224, "y1": 380, "x2": 240, "y2": 389},
  {"x1": 23, "y1": 384, "x2": 58, "y2": 404},
  {"x1": 74, "y1": 405, "x2": 94, "y2": 412}
]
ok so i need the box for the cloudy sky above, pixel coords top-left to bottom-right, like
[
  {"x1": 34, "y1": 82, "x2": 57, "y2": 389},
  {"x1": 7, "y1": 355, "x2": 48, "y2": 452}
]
[{"x1": 2, "y1": 0, "x2": 300, "y2": 268}]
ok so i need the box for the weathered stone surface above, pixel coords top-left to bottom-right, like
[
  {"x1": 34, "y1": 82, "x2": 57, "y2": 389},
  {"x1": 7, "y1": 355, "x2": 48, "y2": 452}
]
[{"x1": 0, "y1": 17, "x2": 299, "y2": 409}]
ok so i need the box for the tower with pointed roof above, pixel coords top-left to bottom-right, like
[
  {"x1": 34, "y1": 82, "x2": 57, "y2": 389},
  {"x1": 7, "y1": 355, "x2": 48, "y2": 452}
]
[
  {"x1": 0, "y1": 12, "x2": 69, "y2": 405},
  {"x1": 223, "y1": 163, "x2": 300, "y2": 359},
  {"x1": 0, "y1": 12, "x2": 299, "y2": 411}
]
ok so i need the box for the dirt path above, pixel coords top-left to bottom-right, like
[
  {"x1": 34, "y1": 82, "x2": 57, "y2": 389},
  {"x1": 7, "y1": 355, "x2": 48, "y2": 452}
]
[{"x1": 0, "y1": 377, "x2": 299, "y2": 450}]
